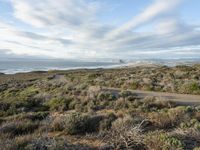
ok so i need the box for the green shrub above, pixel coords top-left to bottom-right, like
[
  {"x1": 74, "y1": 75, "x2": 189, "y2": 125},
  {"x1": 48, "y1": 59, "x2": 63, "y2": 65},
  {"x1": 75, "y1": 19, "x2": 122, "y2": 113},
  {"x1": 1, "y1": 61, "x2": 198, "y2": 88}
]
[
  {"x1": 46, "y1": 98, "x2": 72, "y2": 111},
  {"x1": 97, "y1": 92, "x2": 116, "y2": 101},
  {"x1": 181, "y1": 82, "x2": 200, "y2": 94},
  {"x1": 145, "y1": 131, "x2": 184, "y2": 150},
  {"x1": 161, "y1": 135, "x2": 184, "y2": 150},
  {"x1": 180, "y1": 119, "x2": 200, "y2": 129},
  {"x1": 131, "y1": 81, "x2": 138, "y2": 90}
]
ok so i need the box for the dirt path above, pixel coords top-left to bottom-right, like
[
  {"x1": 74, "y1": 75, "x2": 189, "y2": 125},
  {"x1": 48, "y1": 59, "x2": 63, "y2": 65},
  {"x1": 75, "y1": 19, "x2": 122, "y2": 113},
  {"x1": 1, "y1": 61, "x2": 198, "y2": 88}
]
[{"x1": 103, "y1": 87, "x2": 200, "y2": 105}]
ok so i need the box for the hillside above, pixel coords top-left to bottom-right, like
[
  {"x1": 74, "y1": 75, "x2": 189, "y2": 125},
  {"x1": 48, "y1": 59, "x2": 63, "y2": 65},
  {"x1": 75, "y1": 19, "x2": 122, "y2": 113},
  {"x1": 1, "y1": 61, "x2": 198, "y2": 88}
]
[{"x1": 0, "y1": 65, "x2": 200, "y2": 150}]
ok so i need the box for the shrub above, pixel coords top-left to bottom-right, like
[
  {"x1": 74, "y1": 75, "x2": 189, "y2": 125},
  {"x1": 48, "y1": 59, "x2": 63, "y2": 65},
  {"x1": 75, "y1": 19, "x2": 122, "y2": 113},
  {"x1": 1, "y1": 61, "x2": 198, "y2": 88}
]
[
  {"x1": 0, "y1": 120, "x2": 39, "y2": 137},
  {"x1": 51, "y1": 116, "x2": 66, "y2": 131},
  {"x1": 97, "y1": 92, "x2": 116, "y2": 101},
  {"x1": 0, "y1": 135, "x2": 92, "y2": 150},
  {"x1": 15, "y1": 112, "x2": 49, "y2": 121},
  {"x1": 112, "y1": 115, "x2": 135, "y2": 129},
  {"x1": 171, "y1": 128, "x2": 200, "y2": 149},
  {"x1": 181, "y1": 82, "x2": 200, "y2": 94},
  {"x1": 131, "y1": 81, "x2": 139, "y2": 90},
  {"x1": 148, "y1": 107, "x2": 187, "y2": 129},
  {"x1": 68, "y1": 98, "x2": 79, "y2": 110},
  {"x1": 88, "y1": 86, "x2": 101, "y2": 99},
  {"x1": 62, "y1": 113, "x2": 90, "y2": 134},
  {"x1": 120, "y1": 90, "x2": 133, "y2": 98},
  {"x1": 0, "y1": 135, "x2": 32, "y2": 150},
  {"x1": 114, "y1": 98, "x2": 129, "y2": 110},
  {"x1": 103, "y1": 118, "x2": 145, "y2": 150},
  {"x1": 180, "y1": 119, "x2": 200, "y2": 129},
  {"x1": 99, "y1": 113, "x2": 117, "y2": 131},
  {"x1": 142, "y1": 97, "x2": 175, "y2": 111},
  {"x1": 145, "y1": 131, "x2": 184, "y2": 150},
  {"x1": 52, "y1": 113, "x2": 103, "y2": 135},
  {"x1": 46, "y1": 98, "x2": 72, "y2": 111}
]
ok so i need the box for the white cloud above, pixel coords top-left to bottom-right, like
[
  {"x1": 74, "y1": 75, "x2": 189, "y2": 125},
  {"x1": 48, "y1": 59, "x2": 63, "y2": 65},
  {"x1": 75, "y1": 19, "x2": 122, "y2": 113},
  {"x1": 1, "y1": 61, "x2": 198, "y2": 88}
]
[
  {"x1": 11, "y1": 0, "x2": 98, "y2": 28},
  {"x1": 106, "y1": 0, "x2": 182, "y2": 39},
  {"x1": 0, "y1": 0, "x2": 199, "y2": 60}
]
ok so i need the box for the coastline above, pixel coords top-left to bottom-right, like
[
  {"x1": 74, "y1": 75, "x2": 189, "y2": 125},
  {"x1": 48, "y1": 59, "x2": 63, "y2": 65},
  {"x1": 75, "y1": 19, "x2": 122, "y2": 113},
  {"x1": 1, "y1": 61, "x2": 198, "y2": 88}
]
[
  {"x1": 1, "y1": 58, "x2": 200, "y2": 75},
  {"x1": 0, "y1": 61, "x2": 200, "y2": 75}
]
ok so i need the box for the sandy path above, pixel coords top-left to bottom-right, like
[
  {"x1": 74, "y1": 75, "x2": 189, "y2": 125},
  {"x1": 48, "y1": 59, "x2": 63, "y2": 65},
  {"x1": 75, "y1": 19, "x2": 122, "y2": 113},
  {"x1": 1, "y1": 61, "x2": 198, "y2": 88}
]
[{"x1": 103, "y1": 87, "x2": 200, "y2": 105}]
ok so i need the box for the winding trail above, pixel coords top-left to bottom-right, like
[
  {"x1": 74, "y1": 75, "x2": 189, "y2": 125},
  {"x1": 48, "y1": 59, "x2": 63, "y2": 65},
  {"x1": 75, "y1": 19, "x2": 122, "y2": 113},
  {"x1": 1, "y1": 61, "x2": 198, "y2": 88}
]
[{"x1": 103, "y1": 87, "x2": 200, "y2": 106}]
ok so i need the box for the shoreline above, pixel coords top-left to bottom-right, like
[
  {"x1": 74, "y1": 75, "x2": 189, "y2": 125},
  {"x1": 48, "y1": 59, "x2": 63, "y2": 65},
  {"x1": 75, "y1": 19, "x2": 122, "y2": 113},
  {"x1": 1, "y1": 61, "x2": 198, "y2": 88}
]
[
  {"x1": 1, "y1": 58, "x2": 200, "y2": 74},
  {"x1": 1, "y1": 62, "x2": 200, "y2": 75}
]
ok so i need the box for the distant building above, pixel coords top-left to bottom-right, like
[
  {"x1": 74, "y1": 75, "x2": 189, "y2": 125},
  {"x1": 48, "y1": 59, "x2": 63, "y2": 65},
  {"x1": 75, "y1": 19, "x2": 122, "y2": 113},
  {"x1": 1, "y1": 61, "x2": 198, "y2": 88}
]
[{"x1": 119, "y1": 59, "x2": 125, "y2": 64}]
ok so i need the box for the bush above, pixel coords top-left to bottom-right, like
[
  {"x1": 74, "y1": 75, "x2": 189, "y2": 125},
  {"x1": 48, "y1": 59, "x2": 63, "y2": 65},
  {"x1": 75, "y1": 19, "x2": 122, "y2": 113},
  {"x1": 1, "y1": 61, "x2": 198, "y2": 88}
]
[
  {"x1": 180, "y1": 119, "x2": 200, "y2": 129},
  {"x1": 15, "y1": 112, "x2": 49, "y2": 121},
  {"x1": 65, "y1": 113, "x2": 101, "y2": 135},
  {"x1": 112, "y1": 115, "x2": 135, "y2": 130},
  {"x1": 52, "y1": 113, "x2": 103, "y2": 135},
  {"x1": 103, "y1": 117, "x2": 145, "y2": 150},
  {"x1": 0, "y1": 120, "x2": 39, "y2": 137},
  {"x1": 0, "y1": 135, "x2": 32, "y2": 150},
  {"x1": 97, "y1": 92, "x2": 116, "y2": 101},
  {"x1": 181, "y1": 82, "x2": 200, "y2": 94},
  {"x1": 145, "y1": 131, "x2": 184, "y2": 150},
  {"x1": 0, "y1": 135, "x2": 92, "y2": 150},
  {"x1": 172, "y1": 128, "x2": 200, "y2": 149},
  {"x1": 148, "y1": 107, "x2": 187, "y2": 129},
  {"x1": 99, "y1": 113, "x2": 117, "y2": 131},
  {"x1": 114, "y1": 98, "x2": 129, "y2": 110},
  {"x1": 46, "y1": 98, "x2": 72, "y2": 111},
  {"x1": 142, "y1": 97, "x2": 175, "y2": 111}
]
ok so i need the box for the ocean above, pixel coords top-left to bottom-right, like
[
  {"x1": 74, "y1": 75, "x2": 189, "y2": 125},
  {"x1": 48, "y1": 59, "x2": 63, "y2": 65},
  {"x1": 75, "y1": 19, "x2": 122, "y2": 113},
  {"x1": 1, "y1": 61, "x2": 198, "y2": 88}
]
[
  {"x1": 0, "y1": 59, "x2": 120, "y2": 74},
  {"x1": 0, "y1": 58, "x2": 200, "y2": 74}
]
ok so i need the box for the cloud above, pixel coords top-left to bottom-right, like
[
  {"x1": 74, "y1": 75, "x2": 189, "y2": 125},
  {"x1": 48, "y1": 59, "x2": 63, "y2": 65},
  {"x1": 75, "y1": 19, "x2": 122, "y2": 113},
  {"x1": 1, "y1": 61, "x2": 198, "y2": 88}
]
[
  {"x1": 13, "y1": 30, "x2": 73, "y2": 46},
  {"x1": 106, "y1": 0, "x2": 182, "y2": 39},
  {"x1": 11, "y1": 0, "x2": 98, "y2": 28},
  {"x1": 0, "y1": 0, "x2": 199, "y2": 60},
  {"x1": 0, "y1": 49, "x2": 13, "y2": 58}
]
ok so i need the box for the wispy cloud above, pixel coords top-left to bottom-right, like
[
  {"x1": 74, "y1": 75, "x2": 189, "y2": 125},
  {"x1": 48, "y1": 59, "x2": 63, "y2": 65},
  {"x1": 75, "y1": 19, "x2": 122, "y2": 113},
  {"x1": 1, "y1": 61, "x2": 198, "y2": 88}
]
[
  {"x1": 106, "y1": 0, "x2": 182, "y2": 39},
  {"x1": 0, "y1": 0, "x2": 199, "y2": 59},
  {"x1": 11, "y1": 0, "x2": 98, "y2": 28}
]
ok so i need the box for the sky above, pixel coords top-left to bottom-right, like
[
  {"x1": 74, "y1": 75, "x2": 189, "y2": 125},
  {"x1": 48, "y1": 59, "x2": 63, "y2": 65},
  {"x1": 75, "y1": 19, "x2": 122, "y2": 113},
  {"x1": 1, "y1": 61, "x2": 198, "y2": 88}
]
[{"x1": 0, "y1": 0, "x2": 200, "y2": 60}]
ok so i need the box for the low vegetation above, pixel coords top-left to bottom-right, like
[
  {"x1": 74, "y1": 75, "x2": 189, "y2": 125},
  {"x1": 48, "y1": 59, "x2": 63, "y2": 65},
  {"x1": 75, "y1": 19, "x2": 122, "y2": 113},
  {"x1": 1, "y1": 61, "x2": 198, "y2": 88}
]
[{"x1": 0, "y1": 65, "x2": 200, "y2": 149}]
